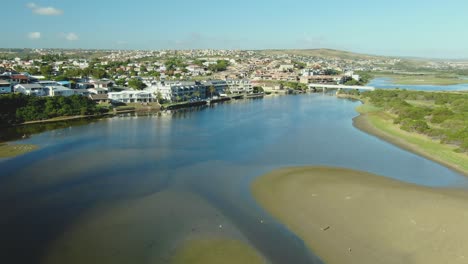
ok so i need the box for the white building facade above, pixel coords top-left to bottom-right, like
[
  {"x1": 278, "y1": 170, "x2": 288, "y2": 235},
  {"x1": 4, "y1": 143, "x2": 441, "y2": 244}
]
[{"x1": 108, "y1": 90, "x2": 153, "y2": 103}]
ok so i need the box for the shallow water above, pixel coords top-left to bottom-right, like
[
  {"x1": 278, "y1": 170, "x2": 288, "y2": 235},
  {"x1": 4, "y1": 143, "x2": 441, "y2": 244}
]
[
  {"x1": 1, "y1": 94, "x2": 467, "y2": 264},
  {"x1": 368, "y1": 77, "x2": 468, "y2": 91}
]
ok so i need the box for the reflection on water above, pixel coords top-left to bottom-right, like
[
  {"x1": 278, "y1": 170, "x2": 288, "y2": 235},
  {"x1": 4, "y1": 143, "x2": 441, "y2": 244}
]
[
  {"x1": 0, "y1": 94, "x2": 467, "y2": 264},
  {"x1": 368, "y1": 78, "x2": 468, "y2": 91}
]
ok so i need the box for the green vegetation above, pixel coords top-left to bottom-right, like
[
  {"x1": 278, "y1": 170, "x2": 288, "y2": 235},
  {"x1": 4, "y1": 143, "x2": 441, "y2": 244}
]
[
  {"x1": 207, "y1": 60, "x2": 230, "y2": 72},
  {"x1": 127, "y1": 78, "x2": 147, "y2": 90},
  {"x1": 165, "y1": 57, "x2": 187, "y2": 71},
  {"x1": 253, "y1": 86, "x2": 264, "y2": 93},
  {"x1": 358, "y1": 89, "x2": 468, "y2": 153},
  {"x1": 0, "y1": 94, "x2": 107, "y2": 126},
  {"x1": 280, "y1": 81, "x2": 308, "y2": 90}
]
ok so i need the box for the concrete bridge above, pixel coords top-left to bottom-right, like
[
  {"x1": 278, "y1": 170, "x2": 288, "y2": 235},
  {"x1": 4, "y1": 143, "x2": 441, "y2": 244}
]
[{"x1": 308, "y1": 83, "x2": 375, "y2": 91}]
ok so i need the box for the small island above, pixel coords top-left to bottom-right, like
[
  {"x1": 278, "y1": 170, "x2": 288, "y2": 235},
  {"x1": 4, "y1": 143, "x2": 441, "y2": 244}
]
[{"x1": 252, "y1": 166, "x2": 468, "y2": 264}]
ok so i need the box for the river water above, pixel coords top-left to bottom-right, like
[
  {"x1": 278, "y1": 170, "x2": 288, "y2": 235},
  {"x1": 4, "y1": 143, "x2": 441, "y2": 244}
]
[
  {"x1": 368, "y1": 77, "x2": 468, "y2": 91},
  {"x1": 1, "y1": 94, "x2": 467, "y2": 264}
]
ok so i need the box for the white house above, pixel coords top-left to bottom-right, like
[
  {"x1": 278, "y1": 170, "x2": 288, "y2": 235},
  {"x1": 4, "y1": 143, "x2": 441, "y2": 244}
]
[
  {"x1": 14, "y1": 83, "x2": 47, "y2": 96},
  {"x1": 279, "y1": 64, "x2": 294, "y2": 72},
  {"x1": 226, "y1": 79, "x2": 253, "y2": 94},
  {"x1": 0, "y1": 80, "x2": 12, "y2": 94},
  {"x1": 145, "y1": 82, "x2": 172, "y2": 101},
  {"x1": 87, "y1": 87, "x2": 107, "y2": 95},
  {"x1": 108, "y1": 90, "x2": 153, "y2": 103},
  {"x1": 46, "y1": 85, "x2": 75, "y2": 97}
]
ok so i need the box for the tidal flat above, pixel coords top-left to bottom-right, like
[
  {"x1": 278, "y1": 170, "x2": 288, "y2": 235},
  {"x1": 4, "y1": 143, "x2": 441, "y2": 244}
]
[{"x1": 252, "y1": 166, "x2": 468, "y2": 264}]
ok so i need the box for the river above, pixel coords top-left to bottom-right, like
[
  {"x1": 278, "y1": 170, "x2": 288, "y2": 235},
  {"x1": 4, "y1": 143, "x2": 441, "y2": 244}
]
[
  {"x1": 368, "y1": 77, "x2": 468, "y2": 91},
  {"x1": 1, "y1": 94, "x2": 467, "y2": 264}
]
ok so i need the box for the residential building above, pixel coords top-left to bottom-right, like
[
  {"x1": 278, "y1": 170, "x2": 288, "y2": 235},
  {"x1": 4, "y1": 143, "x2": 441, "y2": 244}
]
[
  {"x1": 14, "y1": 83, "x2": 47, "y2": 96},
  {"x1": 46, "y1": 85, "x2": 75, "y2": 97},
  {"x1": 87, "y1": 87, "x2": 107, "y2": 95},
  {"x1": 168, "y1": 81, "x2": 207, "y2": 101},
  {"x1": 226, "y1": 79, "x2": 253, "y2": 94},
  {"x1": 93, "y1": 80, "x2": 114, "y2": 90},
  {"x1": 56, "y1": 81, "x2": 72, "y2": 88},
  {"x1": 108, "y1": 90, "x2": 153, "y2": 103},
  {"x1": 10, "y1": 74, "x2": 30, "y2": 84},
  {"x1": 299, "y1": 75, "x2": 342, "y2": 85},
  {"x1": 203, "y1": 80, "x2": 227, "y2": 97},
  {"x1": 0, "y1": 80, "x2": 12, "y2": 94},
  {"x1": 89, "y1": 94, "x2": 110, "y2": 104}
]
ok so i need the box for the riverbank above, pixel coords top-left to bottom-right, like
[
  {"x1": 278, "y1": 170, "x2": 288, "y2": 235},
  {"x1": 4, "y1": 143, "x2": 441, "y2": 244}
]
[
  {"x1": 252, "y1": 166, "x2": 468, "y2": 264},
  {"x1": 0, "y1": 143, "x2": 38, "y2": 158},
  {"x1": 352, "y1": 103, "x2": 468, "y2": 176}
]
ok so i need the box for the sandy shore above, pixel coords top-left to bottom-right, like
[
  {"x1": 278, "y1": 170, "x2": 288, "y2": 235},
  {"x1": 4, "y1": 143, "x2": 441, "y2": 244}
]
[
  {"x1": 171, "y1": 239, "x2": 265, "y2": 264},
  {"x1": 353, "y1": 112, "x2": 468, "y2": 176},
  {"x1": 0, "y1": 143, "x2": 38, "y2": 158},
  {"x1": 252, "y1": 166, "x2": 468, "y2": 264}
]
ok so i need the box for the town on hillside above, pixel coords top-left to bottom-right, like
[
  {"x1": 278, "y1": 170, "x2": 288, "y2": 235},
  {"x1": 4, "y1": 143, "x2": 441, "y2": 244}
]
[{"x1": 1, "y1": 48, "x2": 467, "y2": 105}]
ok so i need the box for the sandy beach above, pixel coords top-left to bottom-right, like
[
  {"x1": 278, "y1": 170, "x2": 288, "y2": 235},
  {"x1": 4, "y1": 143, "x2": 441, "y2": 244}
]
[{"x1": 252, "y1": 166, "x2": 468, "y2": 264}]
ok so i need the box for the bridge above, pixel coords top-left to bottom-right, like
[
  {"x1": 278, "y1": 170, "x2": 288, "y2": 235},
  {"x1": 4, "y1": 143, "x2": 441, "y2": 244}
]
[{"x1": 308, "y1": 83, "x2": 375, "y2": 91}]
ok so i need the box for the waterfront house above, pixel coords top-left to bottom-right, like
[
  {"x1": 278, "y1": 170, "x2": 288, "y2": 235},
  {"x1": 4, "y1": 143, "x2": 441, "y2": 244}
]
[
  {"x1": 203, "y1": 80, "x2": 228, "y2": 97},
  {"x1": 89, "y1": 94, "x2": 110, "y2": 104},
  {"x1": 14, "y1": 83, "x2": 47, "y2": 96},
  {"x1": 226, "y1": 79, "x2": 253, "y2": 94},
  {"x1": 108, "y1": 90, "x2": 153, "y2": 103},
  {"x1": 0, "y1": 80, "x2": 12, "y2": 94}
]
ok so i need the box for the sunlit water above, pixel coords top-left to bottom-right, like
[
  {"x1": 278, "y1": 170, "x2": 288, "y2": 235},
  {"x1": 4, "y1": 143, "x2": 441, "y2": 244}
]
[
  {"x1": 369, "y1": 77, "x2": 468, "y2": 91},
  {"x1": 1, "y1": 94, "x2": 467, "y2": 264}
]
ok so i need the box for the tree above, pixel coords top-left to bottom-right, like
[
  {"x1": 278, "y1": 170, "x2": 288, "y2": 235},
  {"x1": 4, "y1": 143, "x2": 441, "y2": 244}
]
[
  {"x1": 208, "y1": 85, "x2": 216, "y2": 98},
  {"x1": 92, "y1": 68, "x2": 108, "y2": 79},
  {"x1": 40, "y1": 65, "x2": 53, "y2": 76},
  {"x1": 253, "y1": 86, "x2": 264, "y2": 93},
  {"x1": 128, "y1": 78, "x2": 147, "y2": 90}
]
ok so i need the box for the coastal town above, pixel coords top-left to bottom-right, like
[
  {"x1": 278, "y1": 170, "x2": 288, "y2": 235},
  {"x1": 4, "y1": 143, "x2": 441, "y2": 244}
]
[{"x1": 2, "y1": 48, "x2": 461, "y2": 106}]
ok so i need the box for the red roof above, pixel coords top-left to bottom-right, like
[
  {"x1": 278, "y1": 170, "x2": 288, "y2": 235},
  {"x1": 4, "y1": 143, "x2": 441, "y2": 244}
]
[{"x1": 11, "y1": 74, "x2": 29, "y2": 80}]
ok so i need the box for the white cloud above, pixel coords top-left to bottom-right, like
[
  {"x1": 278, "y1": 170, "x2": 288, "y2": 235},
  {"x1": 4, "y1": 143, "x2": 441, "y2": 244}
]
[
  {"x1": 27, "y1": 2, "x2": 63, "y2": 16},
  {"x1": 63, "y1": 32, "x2": 79, "y2": 41},
  {"x1": 27, "y1": 32, "x2": 41, "y2": 40}
]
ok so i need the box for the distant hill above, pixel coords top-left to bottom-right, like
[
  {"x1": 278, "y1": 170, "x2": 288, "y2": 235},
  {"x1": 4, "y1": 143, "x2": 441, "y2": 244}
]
[{"x1": 259, "y1": 49, "x2": 390, "y2": 60}]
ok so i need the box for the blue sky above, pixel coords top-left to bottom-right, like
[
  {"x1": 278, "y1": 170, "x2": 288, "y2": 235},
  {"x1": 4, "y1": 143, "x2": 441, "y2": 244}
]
[{"x1": 2, "y1": 0, "x2": 468, "y2": 58}]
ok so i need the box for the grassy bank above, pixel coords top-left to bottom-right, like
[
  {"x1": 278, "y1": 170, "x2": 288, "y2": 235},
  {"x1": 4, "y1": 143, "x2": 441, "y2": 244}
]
[
  {"x1": 171, "y1": 239, "x2": 265, "y2": 264},
  {"x1": 0, "y1": 143, "x2": 38, "y2": 158},
  {"x1": 353, "y1": 101, "x2": 468, "y2": 176},
  {"x1": 252, "y1": 166, "x2": 468, "y2": 264}
]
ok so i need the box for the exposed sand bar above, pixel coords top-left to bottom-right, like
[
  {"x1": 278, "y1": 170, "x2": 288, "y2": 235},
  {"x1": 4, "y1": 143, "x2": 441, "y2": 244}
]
[
  {"x1": 252, "y1": 166, "x2": 468, "y2": 264},
  {"x1": 171, "y1": 239, "x2": 265, "y2": 264},
  {"x1": 0, "y1": 143, "x2": 37, "y2": 158}
]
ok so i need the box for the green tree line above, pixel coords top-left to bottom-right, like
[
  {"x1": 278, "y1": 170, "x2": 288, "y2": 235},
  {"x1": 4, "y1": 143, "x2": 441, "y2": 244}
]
[
  {"x1": 360, "y1": 89, "x2": 468, "y2": 153},
  {"x1": 0, "y1": 94, "x2": 106, "y2": 126}
]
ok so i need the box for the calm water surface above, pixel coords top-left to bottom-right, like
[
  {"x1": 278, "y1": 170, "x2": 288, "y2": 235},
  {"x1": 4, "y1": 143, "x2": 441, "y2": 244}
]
[
  {"x1": 1, "y1": 94, "x2": 467, "y2": 264},
  {"x1": 369, "y1": 77, "x2": 468, "y2": 91}
]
